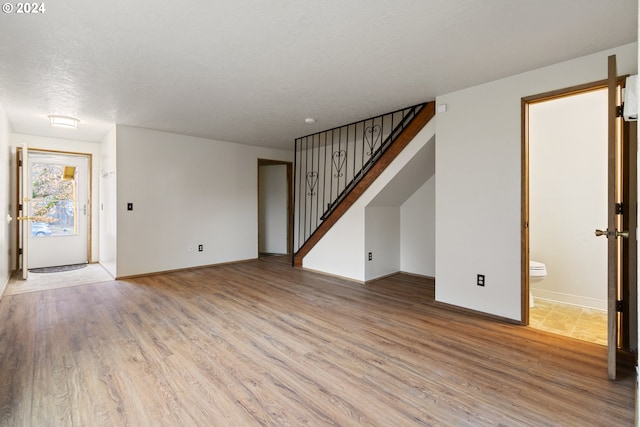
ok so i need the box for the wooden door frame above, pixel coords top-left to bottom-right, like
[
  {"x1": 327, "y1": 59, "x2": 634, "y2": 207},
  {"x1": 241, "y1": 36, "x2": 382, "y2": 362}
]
[
  {"x1": 521, "y1": 74, "x2": 637, "y2": 367},
  {"x1": 257, "y1": 159, "x2": 294, "y2": 256},
  {"x1": 521, "y1": 78, "x2": 616, "y2": 324},
  {"x1": 622, "y1": 118, "x2": 638, "y2": 352},
  {"x1": 15, "y1": 147, "x2": 93, "y2": 270}
]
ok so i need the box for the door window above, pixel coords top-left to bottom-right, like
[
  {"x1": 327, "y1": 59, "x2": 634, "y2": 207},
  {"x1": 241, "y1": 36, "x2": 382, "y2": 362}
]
[{"x1": 31, "y1": 162, "x2": 78, "y2": 236}]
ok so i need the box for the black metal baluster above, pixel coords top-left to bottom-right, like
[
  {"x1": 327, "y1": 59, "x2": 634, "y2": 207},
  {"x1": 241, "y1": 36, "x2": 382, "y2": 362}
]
[
  {"x1": 392, "y1": 113, "x2": 397, "y2": 146},
  {"x1": 314, "y1": 133, "x2": 320, "y2": 229},
  {"x1": 293, "y1": 138, "x2": 299, "y2": 253},
  {"x1": 380, "y1": 114, "x2": 387, "y2": 155},
  {"x1": 329, "y1": 129, "x2": 334, "y2": 215},
  {"x1": 311, "y1": 134, "x2": 316, "y2": 235},
  {"x1": 322, "y1": 132, "x2": 327, "y2": 224},
  {"x1": 308, "y1": 135, "x2": 315, "y2": 241},
  {"x1": 298, "y1": 137, "x2": 302, "y2": 247},
  {"x1": 360, "y1": 121, "x2": 364, "y2": 174},
  {"x1": 293, "y1": 103, "x2": 426, "y2": 256},
  {"x1": 299, "y1": 137, "x2": 304, "y2": 245},
  {"x1": 303, "y1": 136, "x2": 309, "y2": 242},
  {"x1": 340, "y1": 126, "x2": 344, "y2": 202}
]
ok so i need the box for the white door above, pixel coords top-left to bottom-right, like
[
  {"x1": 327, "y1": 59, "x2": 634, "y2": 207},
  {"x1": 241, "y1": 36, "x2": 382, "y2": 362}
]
[{"x1": 27, "y1": 151, "x2": 90, "y2": 269}]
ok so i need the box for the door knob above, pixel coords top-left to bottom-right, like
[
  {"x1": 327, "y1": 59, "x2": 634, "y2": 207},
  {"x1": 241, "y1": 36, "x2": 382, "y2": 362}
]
[{"x1": 594, "y1": 229, "x2": 628, "y2": 238}]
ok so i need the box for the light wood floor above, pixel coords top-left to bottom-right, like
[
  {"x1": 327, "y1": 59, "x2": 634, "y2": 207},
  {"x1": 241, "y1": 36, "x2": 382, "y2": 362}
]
[{"x1": 0, "y1": 256, "x2": 635, "y2": 426}]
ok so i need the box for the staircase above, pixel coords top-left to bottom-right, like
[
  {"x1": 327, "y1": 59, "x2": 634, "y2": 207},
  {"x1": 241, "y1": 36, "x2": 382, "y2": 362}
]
[{"x1": 293, "y1": 101, "x2": 436, "y2": 267}]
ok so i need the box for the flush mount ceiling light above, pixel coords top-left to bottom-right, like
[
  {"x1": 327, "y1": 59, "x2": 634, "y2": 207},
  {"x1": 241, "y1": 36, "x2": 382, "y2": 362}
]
[
  {"x1": 48, "y1": 115, "x2": 79, "y2": 130},
  {"x1": 304, "y1": 118, "x2": 316, "y2": 124}
]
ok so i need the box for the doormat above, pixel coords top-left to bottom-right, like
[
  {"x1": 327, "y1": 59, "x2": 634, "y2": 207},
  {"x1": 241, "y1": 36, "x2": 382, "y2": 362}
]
[{"x1": 29, "y1": 263, "x2": 88, "y2": 274}]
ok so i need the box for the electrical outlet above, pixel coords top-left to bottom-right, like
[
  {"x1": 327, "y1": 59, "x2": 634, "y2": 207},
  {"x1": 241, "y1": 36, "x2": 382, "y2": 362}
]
[
  {"x1": 198, "y1": 244, "x2": 203, "y2": 252},
  {"x1": 127, "y1": 203, "x2": 133, "y2": 211},
  {"x1": 477, "y1": 274, "x2": 485, "y2": 287},
  {"x1": 368, "y1": 252, "x2": 372, "y2": 261}
]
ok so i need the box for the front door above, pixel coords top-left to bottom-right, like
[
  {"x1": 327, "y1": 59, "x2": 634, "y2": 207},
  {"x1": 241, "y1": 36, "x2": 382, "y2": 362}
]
[{"x1": 26, "y1": 151, "x2": 90, "y2": 269}]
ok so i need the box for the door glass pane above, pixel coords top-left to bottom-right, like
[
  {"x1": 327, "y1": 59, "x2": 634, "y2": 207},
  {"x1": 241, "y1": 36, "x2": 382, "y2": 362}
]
[{"x1": 31, "y1": 163, "x2": 77, "y2": 236}]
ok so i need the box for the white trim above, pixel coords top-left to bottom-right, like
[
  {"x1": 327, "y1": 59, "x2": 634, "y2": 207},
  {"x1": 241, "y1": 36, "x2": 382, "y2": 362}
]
[{"x1": 0, "y1": 272, "x2": 10, "y2": 299}]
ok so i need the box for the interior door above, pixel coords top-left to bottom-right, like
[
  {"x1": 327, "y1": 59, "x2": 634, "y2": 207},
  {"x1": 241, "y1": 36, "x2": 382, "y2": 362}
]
[
  {"x1": 18, "y1": 144, "x2": 28, "y2": 279},
  {"x1": 27, "y1": 151, "x2": 89, "y2": 269},
  {"x1": 598, "y1": 54, "x2": 634, "y2": 380}
]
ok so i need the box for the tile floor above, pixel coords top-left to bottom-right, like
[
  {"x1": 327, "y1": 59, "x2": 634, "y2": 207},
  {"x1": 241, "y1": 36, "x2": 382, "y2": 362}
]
[
  {"x1": 4, "y1": 263, "x2": 114, "y2": 296},
  {"x1": 530, "y1": 298, "x2": 607, "y2": 345}
]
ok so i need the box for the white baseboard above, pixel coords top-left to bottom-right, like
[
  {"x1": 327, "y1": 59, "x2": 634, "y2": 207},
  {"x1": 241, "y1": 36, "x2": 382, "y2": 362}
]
[
  {"x1": 0, "y1": 272, "x2": 10, "y2": 299},
  {"x1": 531, "y1": 288, "x2": 606, "y2": 311}
]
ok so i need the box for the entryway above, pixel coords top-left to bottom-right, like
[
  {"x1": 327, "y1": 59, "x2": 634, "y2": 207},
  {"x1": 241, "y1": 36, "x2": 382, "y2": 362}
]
[
  {"x1": 27, "y1": 151, "x2": 90, "y2": 268},
  {"x1": 5, "y1": 263, "x2": 113, "y2": 295},
  {"x1": 17, "y1": 147, "x2": 92, "y2": 280}
]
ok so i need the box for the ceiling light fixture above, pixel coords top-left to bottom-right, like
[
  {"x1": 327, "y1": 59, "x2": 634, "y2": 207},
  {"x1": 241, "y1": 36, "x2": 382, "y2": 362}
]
[
  {"x1": 304, "y1": 118, "x2": 316, "y2": 124},
  {"x1": 48, "y1": 115, "x2": 79, "y2": 130}
]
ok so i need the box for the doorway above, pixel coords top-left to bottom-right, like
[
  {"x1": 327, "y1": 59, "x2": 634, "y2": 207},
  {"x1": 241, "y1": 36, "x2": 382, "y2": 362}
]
[
  {"x1": 526, "y1": 88, "x2": 608, "y2": 345},
  {"x1": 17, "y1": 148, "x2": 92, "y2": 273},
  {"x1": 258, "y1": 159, "x2": 293, "y2": 257}
]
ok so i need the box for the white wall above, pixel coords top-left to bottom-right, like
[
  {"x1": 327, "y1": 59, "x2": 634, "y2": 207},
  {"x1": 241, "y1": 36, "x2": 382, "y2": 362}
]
[
  {"x1": 303, "y1": 121, "x2": 436, "y2": 281},
  {"x1": 365, "y1": 206, "x2": 400, "y2": 280},
  {"x1": 115, "y1": 125, "x2": 292, "y2": 277},
  {"x1": 258, "y1": 164, "x2": 287, "y2": 254},
  {"x1": 435, "y1": 43, "x2": 637, "y2": 321},
  {"x1": 305, "y1": 207, "x2": 367, "y2": 280},
  {"x1": 529, "y1": 89, "x2": 607, "y2": 309},
  {"x1": 0, "y1": 103, "x2": 11, "y2": 294},
  {"x1": 401, "y1": 174, "x2": 436, "y2": 277},
  {"x1": 9, "y1": 133, "x2": 103, "y2": 267},
  {"x1": 99, "y1": 126, "x2": 117, "y2": 276}
]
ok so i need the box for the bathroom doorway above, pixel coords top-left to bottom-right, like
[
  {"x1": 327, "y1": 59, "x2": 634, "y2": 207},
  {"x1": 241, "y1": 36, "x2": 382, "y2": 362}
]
[
  {"x1": 523, "y1": 74, "x2": 637, "y2": 361},
  {"x1": 526, "y1": 87, "x2": 608, "y2": 345}
]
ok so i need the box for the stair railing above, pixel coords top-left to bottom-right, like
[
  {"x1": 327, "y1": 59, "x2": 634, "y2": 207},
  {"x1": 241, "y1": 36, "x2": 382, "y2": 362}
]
[{"x1": 293, "y1": 102, "x2": 427, "y2": 253}]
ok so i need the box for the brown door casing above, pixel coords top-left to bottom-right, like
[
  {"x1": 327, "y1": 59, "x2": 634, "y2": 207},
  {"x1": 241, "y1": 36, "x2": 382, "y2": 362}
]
[{"x1": 521, "y1": 59, "x2": 637, "y2": 380}]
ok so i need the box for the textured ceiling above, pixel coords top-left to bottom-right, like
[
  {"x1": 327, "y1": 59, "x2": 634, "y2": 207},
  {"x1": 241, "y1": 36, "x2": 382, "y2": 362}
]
[{"x1": 0, "y1": 0, "x2": 637, "y2": 150}]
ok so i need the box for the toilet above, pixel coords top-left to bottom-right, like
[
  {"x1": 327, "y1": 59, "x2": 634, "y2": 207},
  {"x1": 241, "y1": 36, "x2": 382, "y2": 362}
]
[{"x1": 529, "y1": 260, "x2": 547, "y2": 308}]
